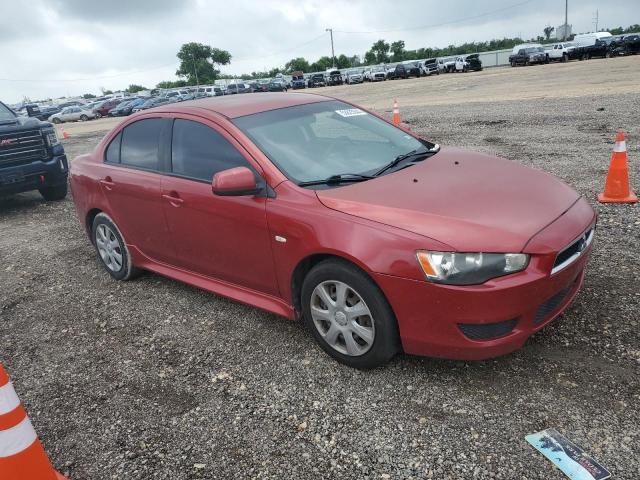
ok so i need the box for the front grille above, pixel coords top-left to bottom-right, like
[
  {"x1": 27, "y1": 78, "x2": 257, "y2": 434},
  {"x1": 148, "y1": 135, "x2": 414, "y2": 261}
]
[
  {"x1": 533, "y1": 279, "x2": 577, "y2": 326},
  {"x1": 458, "y1": 318, "x2": 518, "y2": 341},
  {"x1": 552, "y1": 226, "x2": 594, "y2": 274},
  {"x1": 0, "y1": 129, "x2": 47, "y2": 167}
]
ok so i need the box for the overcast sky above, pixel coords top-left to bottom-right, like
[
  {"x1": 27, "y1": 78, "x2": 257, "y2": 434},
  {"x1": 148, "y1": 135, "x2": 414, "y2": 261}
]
[{"x1": 1, "y1": 0, "x2": 637, "y2": 103}]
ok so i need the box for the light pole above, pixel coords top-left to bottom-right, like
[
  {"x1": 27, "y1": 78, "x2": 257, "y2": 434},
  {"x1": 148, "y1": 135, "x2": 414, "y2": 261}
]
[
  {"x1": 563, "y1": 0, "x2": 569, "y2": 40},
  {"x1": 326, "y1": 28, "x2": 335, "y2": 68}
]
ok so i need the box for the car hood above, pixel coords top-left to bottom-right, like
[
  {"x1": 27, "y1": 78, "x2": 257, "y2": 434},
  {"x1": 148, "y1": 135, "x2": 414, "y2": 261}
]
[{"x1": 316, "y1": 147, "x2": 580, "y2": 252}]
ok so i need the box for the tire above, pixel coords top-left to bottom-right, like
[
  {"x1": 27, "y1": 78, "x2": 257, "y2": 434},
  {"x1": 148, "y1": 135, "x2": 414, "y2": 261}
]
[
  {"x1": 524, "y1": 59, "x2": 530, "y2": 66},
  {"x1": 605, "y1": 51, "x2": 611, "y2": 58},
  {"x1": 91, "y1": 213, "x2": 141, "y2": 281},
  {"x1": 95, "y1": 112, "x2": 102, "y2": 118},
  {"x1": 301, "y1": 259, "x2": 400, "y2": 369},
  {"x1": 52, "y1": 117, "x2": 61, "y2": 124},
  {"x1": 80, "y1": 115, "x2": 88, "y2": 121},
  {"x1": 39, "y1": 183, "x2": 67, "y2": 201},
  {"x1": 562, "y1": 53, "x2": 568, "y2": 62}
]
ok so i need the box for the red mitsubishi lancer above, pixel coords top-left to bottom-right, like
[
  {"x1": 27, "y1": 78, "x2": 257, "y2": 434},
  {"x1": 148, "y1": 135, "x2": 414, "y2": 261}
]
[{"x1": 70, "y1": 93, "x2": 595, "y2": 368}]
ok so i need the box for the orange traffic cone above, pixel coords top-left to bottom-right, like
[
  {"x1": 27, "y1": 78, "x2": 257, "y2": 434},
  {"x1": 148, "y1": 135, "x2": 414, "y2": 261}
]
[
  {"x1": 61, "y1": 127, "x2": 70, "y2": 140},
  {"x1": 598, "y1": 130, "x2": 638, "y2": 203},
  {"x1": 392, "y1": 99, "x2": 400, "y2": 126},
  {"x1": 0, "y1": 364, "x2": 68, "y2": 480}
]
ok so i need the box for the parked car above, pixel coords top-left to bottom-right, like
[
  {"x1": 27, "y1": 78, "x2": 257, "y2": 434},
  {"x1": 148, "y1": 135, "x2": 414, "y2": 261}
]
[
  {"x1": 225, "y1": 83, "x2": 252, "y2": 95},
  {"x1": 48, "y1": 106, "x2": 96, "y2": 123},
  {"x1": 307, "y1": 73, "x2": 326, "y2": 88},
  {"x1": 70, "y1": 93, "x2": 596, "y2": 368},
  {"x1": 163, "y1": 91, "x2": 185, "y2": 102},
  {"x1": 94, "y1": 98, "x2": 121, "y2": 118},
  {"x1": 454, "y1": 57, "x2": 469, "y2": 72},
  {"x1": 109, "y1": 98, "x2": 147, "y2": 117},
  {"x1": 614, "y1": 34, "x2": 640, "y2": 56},
  {"x1": 198, "y1": 85, "x2": 223, "y2": 97},
  {"x1": 251, "y1": 81, "x2": 270, "y2": 93},
  {"x1": 344, "y1": 69, "x2": 364, "y2": 84},
  {"x1": 0, "y1": 100, "x2": 68, "y2": 200},
  {"x1": 421, "y1": 58, "x2": 439, "y2": 76},
  {"x1": 326, "y1": 70, "x2": 343, "y2": 86},
  {"x1": 57, "y1": 101, "x2": 84, "y2": 109},
  {"x1": 403, "y1": 62, "x2": 422, "y2": 78},
  {"x1": 387, "y1": 63, "x2": 408, "y2": 79},
  {"x1": 545, "y1": 42, "x2": 577, "y2": 62},
  {"x1": 575, "y1": 36, "x2": 617, "y2": 60},
  {"x1": 464, "y1": 54, "x2": 483, "y2": 71},
  {"x1": 365, "y1": 66, "x2": 387, "y2": 81},
  {"x1": 509, "y1": 45, "x2": 548, "y2": 66},
  {"x1": 267, "y1": 80, "x2": 288, "y2": 92},
  {"x1": 437, "y1": 59, "x2": 455, "y2": 73},
  {"x1": 19, "y1": 104, "x2": 53, "y2": 121},
  {"x1": 291, "y1": 71, "x2": 306, "y2": 89},
  {"x1": 132, "y1": 97, "x2": 173, "y2": 113}
]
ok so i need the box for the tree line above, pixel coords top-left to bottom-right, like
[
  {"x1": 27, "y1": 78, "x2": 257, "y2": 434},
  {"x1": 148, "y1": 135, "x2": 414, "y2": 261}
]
[{"x1": 98, "y1": 23, "x2": 640, "y2": 92}]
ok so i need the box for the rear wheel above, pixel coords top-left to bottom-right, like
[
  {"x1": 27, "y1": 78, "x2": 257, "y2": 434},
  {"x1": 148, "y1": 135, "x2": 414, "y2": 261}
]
[
  {"x1": 301, "y1": 259, "x2": 399, "y2": 369},
  {"x1": 39, "y1": 183, "x2": 67, "y2": 201},
  {"x1": 92, "y1": 213, "x2": 141, "y2": 281},
  {"x1": 80, "y1": 115, "x2": 88, "y2": 121}
]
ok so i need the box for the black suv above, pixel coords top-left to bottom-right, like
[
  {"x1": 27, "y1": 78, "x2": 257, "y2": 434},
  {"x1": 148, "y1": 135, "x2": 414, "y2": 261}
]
[
  {"x1": 326, "y1": 70, "x2": 343, "y2": 86},
  {"x1": 307, "y1": 74, "x2": 326, "y2": 88},
  {"x1": 0, "y1": 101, "x2": 68, "y2": 200},
  {"x1": 388, "y1": 64, "x2": 408, "y2": 79}
]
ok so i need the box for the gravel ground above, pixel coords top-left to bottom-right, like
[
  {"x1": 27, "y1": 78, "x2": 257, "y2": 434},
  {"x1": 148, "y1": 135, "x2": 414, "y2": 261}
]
[{"x1": 1, "y1": 63, "x2": 639, "y2": 479}]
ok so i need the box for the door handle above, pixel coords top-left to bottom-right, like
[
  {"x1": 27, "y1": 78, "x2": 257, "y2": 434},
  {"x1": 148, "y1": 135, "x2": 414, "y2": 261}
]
[
  {"x1": 100, "y1": 177, "x2": 115, "y2": 190},
  {"x1": 162, "y1": 193, "x2": 184, "y2": 206}
]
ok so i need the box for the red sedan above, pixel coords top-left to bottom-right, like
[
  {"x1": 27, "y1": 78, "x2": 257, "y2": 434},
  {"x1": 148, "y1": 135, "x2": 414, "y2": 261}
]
[{"x1": 69, "y1": 93, "x2": 595, "y2": 368}]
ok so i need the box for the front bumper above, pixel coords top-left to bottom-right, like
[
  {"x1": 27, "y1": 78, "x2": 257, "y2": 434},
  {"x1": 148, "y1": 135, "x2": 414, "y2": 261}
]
[
  {"x1": 0, "y1": 154, "x2": 68, "y2": 195},
  {"x1": 375, "y1": 250, "x2": 590, "y2": 360},
  {"x1": 375, "y1": 198, "x2": 596, "y2": 360}
]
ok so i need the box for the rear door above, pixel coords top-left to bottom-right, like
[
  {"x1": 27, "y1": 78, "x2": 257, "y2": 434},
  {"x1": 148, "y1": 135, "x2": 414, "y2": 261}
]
[
  {"x1": 160, "y1": 116, "x2": 278, "y2": 295},
  {"x1": 99, "y1": 118, "x2": 175, "y2": 263}
]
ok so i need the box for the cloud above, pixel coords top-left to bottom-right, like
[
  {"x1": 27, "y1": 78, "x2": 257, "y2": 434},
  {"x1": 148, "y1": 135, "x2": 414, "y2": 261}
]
[{"x1": 1, "y1": 0, "x2": 637, "y2": 102}]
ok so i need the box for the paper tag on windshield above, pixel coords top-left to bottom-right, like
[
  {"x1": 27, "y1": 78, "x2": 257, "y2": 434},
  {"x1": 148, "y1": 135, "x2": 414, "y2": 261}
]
[{"x1": 335, "y1": 108, "x2": 367, "y2": 117}]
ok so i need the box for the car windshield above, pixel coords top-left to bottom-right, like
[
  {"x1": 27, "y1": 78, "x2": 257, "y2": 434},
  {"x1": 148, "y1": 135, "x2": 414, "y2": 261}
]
[
  {"x1": 0, "y1": 102, "x2": 17, "y2": 121},
  {"x1": 233, "y1": 100, "x2": 435, "y2": 185}
]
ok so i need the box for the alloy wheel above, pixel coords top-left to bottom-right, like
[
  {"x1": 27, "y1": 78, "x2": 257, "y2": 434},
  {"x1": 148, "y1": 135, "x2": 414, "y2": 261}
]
[
  {"x1": 95, "y1": 224, "x2": 123, "y2": 272},
  {"x1": 310, "y1": 280, "x2": 375, "y2": 356}
]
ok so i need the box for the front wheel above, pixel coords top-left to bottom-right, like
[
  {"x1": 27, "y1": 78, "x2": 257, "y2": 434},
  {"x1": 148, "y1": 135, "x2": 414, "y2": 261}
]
[
  {"x1": 301, "y1": 259, "x2": 400, "y2": 369},
  {"x1": 92, "y1": 213, "x2": 141, "y2": 281},
  {"x1": 52, "y1": 117, "x2": 61, "y2": 124},
  {"x1": 39, "y1": 183, "x2": 67, "y2": 201}
]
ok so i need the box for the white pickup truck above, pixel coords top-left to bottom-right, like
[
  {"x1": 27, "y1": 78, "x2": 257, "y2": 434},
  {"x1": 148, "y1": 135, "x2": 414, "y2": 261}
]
[{"x1": 545, "y1": 42, "x2": 576, "y2": 62}]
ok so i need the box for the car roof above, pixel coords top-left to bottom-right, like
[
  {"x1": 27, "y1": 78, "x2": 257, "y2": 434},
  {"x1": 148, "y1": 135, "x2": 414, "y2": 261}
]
[{"x1": 160, "y1": 93, "x2": 330, "y2": 119}]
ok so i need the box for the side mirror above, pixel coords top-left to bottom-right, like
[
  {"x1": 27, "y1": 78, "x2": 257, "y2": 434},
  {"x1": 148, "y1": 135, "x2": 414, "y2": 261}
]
[{"x1": 212, "y1": 166, "x2": 261, "y2": 196}]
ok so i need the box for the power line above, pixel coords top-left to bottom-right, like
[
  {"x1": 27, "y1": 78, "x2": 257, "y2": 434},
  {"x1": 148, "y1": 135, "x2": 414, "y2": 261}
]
[
  {"x1": 0, "y1": 62, "x2": 177, "y2": 83},
  {"x1": 232, "y1": 32, "x2": 328, "y2": 62},
  {"x1": 334, "y1": 0, "x2": 535, "y2": 34}
]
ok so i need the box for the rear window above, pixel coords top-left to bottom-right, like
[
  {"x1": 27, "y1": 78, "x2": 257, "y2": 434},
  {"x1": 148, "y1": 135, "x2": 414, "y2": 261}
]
[{"x1": 120, "y1": 119, "x2": 164, "y2": 171}]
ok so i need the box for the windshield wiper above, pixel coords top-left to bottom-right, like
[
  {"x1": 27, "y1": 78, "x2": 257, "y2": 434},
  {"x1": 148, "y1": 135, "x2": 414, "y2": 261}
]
[
  {"x1": 374, "y1": 144, "x2": 440, "y2": 177},
  {"x1": 298, "y1": 173, "x2": 374, "y2": 187}
]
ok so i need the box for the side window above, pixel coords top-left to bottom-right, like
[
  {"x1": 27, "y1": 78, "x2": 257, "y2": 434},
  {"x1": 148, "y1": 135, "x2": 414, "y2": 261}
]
[
  {"x1": 171, "y1": 119, "x2": 250, "y2": 181},
  {"x1": 120, "y1": 119, "x2": 164, "y2": 171},
  {"x1": 105, "y1": 132, "x2": 121, "y2": 163}
]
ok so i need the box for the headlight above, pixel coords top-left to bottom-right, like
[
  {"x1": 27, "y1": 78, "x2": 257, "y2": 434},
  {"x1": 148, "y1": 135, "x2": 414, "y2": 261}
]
[
  {"x1": 43, "y1": 128, "x2": 59, "y2": 147},
  {"x1": 416, "y1": 251, "x2": 529, "y2": 285}
]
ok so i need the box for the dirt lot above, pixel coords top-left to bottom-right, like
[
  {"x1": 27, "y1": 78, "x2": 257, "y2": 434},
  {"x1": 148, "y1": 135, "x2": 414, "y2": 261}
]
[{"x1": 1, "y1": 57, "x2": 639, "y2": 479}]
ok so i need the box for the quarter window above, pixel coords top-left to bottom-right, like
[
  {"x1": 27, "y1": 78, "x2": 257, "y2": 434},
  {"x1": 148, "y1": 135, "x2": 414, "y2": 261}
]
[
  {"x1": 105, "y1": 132, "x2": 121, "y2": 163},
  {"x1": 171, "y1": 119, "x2": 250, "y2": 181},
  {"x1": 120, "y1": 119, "x2": 164, "y2": 171}
]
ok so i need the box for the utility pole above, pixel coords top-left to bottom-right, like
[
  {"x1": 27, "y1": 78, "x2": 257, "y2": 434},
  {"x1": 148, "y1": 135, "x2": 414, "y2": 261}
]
[
  {"x1": 563, "y1": 0, "x2": 568, "y2": 40},
  {"x1": 593, "y1": 9, "x2": 599, "y2": 32},
  {"x1": 326, "y1": 28, "x2": 335, "y2": 68}
]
